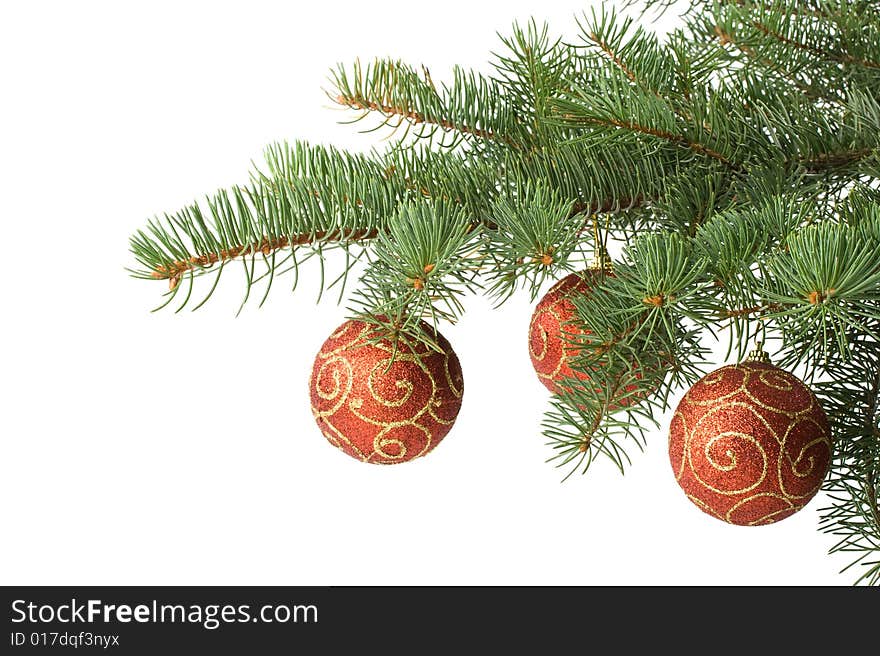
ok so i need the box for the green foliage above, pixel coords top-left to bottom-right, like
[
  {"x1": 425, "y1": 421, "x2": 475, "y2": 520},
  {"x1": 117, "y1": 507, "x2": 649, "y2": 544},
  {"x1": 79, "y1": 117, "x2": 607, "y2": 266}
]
[
  {"x1": 128, "y1": 1, "x2": 880, "y2": 583},
  {"x1": 485, "y1": 182, "x2": 588, "y2": 303},
  {"x1": 816, "y1": 340, "x2": 880, "y2": 585},
  {"x1": 351, "y1": 202, "x2": 481, "y2": 347},
  {"x1": 330, "y1": 57, "x2": 524, "y2": 149},
  {"x1": 765, "y1": 222, "x2": 880, "y2": 366}
]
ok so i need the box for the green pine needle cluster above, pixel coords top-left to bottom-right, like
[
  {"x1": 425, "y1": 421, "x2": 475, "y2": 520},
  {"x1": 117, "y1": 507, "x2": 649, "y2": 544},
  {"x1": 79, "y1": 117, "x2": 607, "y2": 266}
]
[{"x1": 129, "y1": 1, "x2": 880, "y2": 583}]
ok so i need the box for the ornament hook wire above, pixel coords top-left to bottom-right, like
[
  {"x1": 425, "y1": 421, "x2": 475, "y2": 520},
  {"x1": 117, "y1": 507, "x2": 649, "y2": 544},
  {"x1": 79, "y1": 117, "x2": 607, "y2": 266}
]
[
  {"x1": 591, "y1": 215, "x2": 613, "y2": 273},
  {"x1": 746, "y1": 340, "x2": 771, "y2": 363}
]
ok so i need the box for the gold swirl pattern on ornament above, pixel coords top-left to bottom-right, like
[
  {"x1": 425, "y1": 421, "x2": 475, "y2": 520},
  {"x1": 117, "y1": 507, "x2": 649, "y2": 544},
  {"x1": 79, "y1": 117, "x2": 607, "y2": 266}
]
[
  {"x1": 671, "y1": 413, "x2": 689, "y2": 481},
  {"x1": 744, "y1": 371, "x2": 812, "y2": 415},
  {"x1": 685, "y1": 366, "x2": 748, "y2": 406},
  {"x1": 787, "y1": 435, "x2": 827, "y2": 478},
  {"x1": 348, "y1": 350, "x2": 435, "y2": 425},
  {"x1": 313, "y1": 411, "x2": 368, "y2": 461},
  {"x1": 704, "y1": 431, "x2": 768, "y2": 491},
  {"x1": 372, "y1": 423, "x2": 433, "y2": 462},
  {"x1": 529, "y1": 275, "x2": 573, "y2": 361},
  {"x1": 756, "y1": 369, "x2": 795, "y2": 392},
  {"x1": 674, "y1": 363, "x2": 832, "y2": 522},
  {"x1": 684, "y1": 493, "x2": 725, "y2": 521},
  {"x1": 727, "y1": 492, "x2": 796, "y2": 526},
  {"x1": 528, "y1": 311, "x2": 550, "y2": 363},
  {"x1": 428, "y1": 405, "x2": 454, "y2": 426},
  {"x1": 687, "y1": 405, "x2": 769, "y2": 495},
  {"x1": 685, "y1": 365, "x2": 817, "y2": 419},
  {"x1": 312, "y1": 355, "x2": 353, "y2": 417},
  {"x1": 320, "y1": 323, "x2": 372, "y2": 358},
  {"x1": 310, "y1": 322, "x2": 460, "y2": 463},
  {"x1": 329, "y1": 321, "x2": 355, "y2": 340},
  {"x1": 699, "y1": 368, "x2": 731, "y2": 388},
  {"x1": 442, "y1": 351, "x2": 464, "y2": 399},
  {"x1": 375, "y1": 435, "x2": 407, "y2": 460},
  {"x1": 367, "y1": 358, "x2": 415, "y2": 408},
  {"x1": 530, "y1": 305, "x2": 571, "y2": 383},
  {"x1": 777, "y1": 422, "x2": 830, "y2": 499}
]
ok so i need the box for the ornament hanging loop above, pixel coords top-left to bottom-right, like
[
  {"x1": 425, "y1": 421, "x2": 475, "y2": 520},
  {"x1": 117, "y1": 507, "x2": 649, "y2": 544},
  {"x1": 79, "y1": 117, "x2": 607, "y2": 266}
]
[
  {"x1": 591, "y1": 215, "x2": 613, "y2": 273},
  {"x1": 745, "y1": 316, "x2": 770, "y2": 363},
  {"x1": 746, "y1": 340, "x2": 771, "y2": 364},
  {"x1": 592, "y1": 245, "x2": 613, "y2": 273}
]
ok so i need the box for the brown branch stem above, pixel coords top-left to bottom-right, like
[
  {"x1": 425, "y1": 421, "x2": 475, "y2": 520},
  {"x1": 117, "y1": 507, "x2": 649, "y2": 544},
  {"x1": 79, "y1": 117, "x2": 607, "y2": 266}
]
[
  {"x1": 588, "y1": 32, "x2": 639, "y2": 85},
  {"x1": 714, "y1": 25, "x2": 843, "y2": 105},
  {"x1": 149, "y1": 195, "x2": 649, "y2": 281},
  {"x1": 800, "y1": 148, "x2": 875, "y2": 171},
  {"x1": 335, "y1": 94, "x2": 521, "y2": 149},
  {"x1": 752, "y1": 21, "x2": 880, "y2": 70},
  {"x1": 152, "y1": 228, "x2": 379, "y2": 282},
  {"x1": 577, "y1": 116, "x2": 741, "y2": 170}
]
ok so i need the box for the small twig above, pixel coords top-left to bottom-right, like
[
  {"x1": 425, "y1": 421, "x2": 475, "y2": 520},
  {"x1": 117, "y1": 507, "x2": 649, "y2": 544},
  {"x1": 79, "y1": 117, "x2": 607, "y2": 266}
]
[
  {"x1": 752, "y1": 20, "x2": 880, "y2": 70},
  {"x1": 150, "y1": 194, "x2": 648, "y2": 281},
  {"x1": 587, "y1": 32, "x2": 639, "y2": 85},
  {"x1": 586, "y1": 31, "x2": 702, "y2": 123},
  {"x1": 864, "y1": 371, "x2": 880, "y2": 533},
  {"x1": 800, "y1": 149, "x2": 875, "y2": 171},
  {"x1": 576, "y1": 116, "x2": 741, "y2": 170},
  {"x1": 714, "y1": 25, "x2": 844, "y2": 105},
  {"x1": 335, "y1": 94, "x2": 522, "y2": 149},
  {"x1": 151, "y1": 228, "x2": 379, "y2": 280}
]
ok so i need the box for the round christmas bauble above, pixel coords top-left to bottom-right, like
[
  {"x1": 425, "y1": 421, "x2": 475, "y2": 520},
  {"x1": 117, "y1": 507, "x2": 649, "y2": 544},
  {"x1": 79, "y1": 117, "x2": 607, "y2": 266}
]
[
  {"x1": 668, "y1": 360, "x2": 832, "y2": 526},
  {"x1": 527, "y1": 269, "x2": 642, "y2": 408},
  {"x1": 309, "y1": 318, "x2": 463, "y2": 464},
  {"x1": 528, "y1": 270, "x2": 601, "y2": 394}
]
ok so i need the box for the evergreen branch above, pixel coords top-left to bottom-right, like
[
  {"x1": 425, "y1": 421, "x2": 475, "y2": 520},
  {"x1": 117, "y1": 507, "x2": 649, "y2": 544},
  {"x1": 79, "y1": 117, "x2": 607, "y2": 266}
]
[
  {"x1": 585, "y1": 31, "x2": 638, "y2": 85},
  {"x1": 751, "y1": 20, "x2": 880, "y2": 70},
  {"x1": 130, "y1": 142, "x2": 398, "y2": 292},
  {"x1": 148, "y1": 227, "x2": 379, "y2": 284},
  {"x1": 800, "y1": 148, "x2": 876, "y2": 171},
  {"x1": 130, "y1": 141, "x2": 507, "y2": 308},
  {"x1": 712, "y1": 23, "x2": 845, "y2": 104},
  {"x1": 720, "y1": 303, "x2": 777, "y2": 318},
  {"x1": 127, "y1": 3, "x2": 880, "y2": 584},
  {"x1": 330, "y1": 58, "x2": 524, "y2": 148},
  {"x1": 349, "y1": 201, "x2": 482, "y2": 343},
  {"x1": 818, "y1": 349, "x2": 880, "y2": 586},
  {"x1": 492, "y1": 20, "x2": 575, "y2": 145},
  {"x1": 552, "y1": 66, "x2": 746, "y2": 173},
  {"x1": 485, "y1": 182, "x2": 590, "y2": 303},
  {"x1": 575, "y1": 115, "x2": 739, "y2": 168},
  {"x1": 764, "y1": 221, "x2": 880, "y2": 365},
  {"x1": 334, "y1": 94, "x2": 518, "y2": 148}
]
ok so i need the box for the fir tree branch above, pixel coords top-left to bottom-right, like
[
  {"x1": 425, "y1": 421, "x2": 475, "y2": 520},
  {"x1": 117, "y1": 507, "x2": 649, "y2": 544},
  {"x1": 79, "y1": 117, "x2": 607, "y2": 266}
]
[
  {"x1": 571, "y1": 115, "x2": 740, "y2": 169},
  {"x1": 334, "y1": 94, "x2": 519, "y2": 148},
  {"x1": 819, "y1": 354, "x2": 880, "y2": 585},
  {"x1": 151, "y1": 228, "x2": 379, "y2": 284},
  {"x1": 712, "y1": 24, "x2": 845, "y2": 104},
  {"x1": 865, "y1": 368, "x2": 880, "y2": 530},
  {"x1": 720, "y1": 303, "x2": 778, "y2": 318},
  {"x1": 126, "y1": 5, "x2": 880, "y2": 586},
  {"x1": 330, "y1": 58, "x2": 525, "y2": 149},
  {"x1": 751, "y1": 20, "x2": 880, "y2": 70},
  {"x1": 585, "y1": 31, "x2": 639, "y2": 85},
  {"x1": 800, "y1": 148, "x2": 876, "y2": 171}
]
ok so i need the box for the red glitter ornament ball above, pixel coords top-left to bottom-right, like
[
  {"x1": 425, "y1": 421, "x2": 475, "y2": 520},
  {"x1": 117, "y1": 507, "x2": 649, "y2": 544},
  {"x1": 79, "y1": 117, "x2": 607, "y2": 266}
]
[
  {"x1": 528, "y1": 270, "x2": 602, "y2": 394},
  {"x1": 527, "y1": 269, "x2": 642, "y2": 408},
  {"x1": 309, "y1": 319, "x2": 463, "y2": 464},
  {"x1": 668, "y1": 360, "x2": 832, "y2": 526}
]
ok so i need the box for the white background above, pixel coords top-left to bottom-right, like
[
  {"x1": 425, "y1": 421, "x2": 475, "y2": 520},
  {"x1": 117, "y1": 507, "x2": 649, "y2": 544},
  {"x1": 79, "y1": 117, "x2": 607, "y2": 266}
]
[{"x1": 1, "y1": 0, "x2": 845, "y2": 584}]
